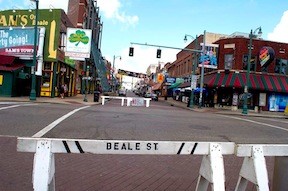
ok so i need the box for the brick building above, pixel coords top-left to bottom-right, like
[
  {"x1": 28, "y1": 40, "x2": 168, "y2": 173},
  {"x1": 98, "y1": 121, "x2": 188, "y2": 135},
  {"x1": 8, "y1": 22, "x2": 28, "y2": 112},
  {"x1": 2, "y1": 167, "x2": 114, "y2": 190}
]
[
  {"x1": 204, "y1": 36, "x2": 288, "y2": 112},
  {"x1": 165, "y1": 32, "x2": 288, "y2": 112}
]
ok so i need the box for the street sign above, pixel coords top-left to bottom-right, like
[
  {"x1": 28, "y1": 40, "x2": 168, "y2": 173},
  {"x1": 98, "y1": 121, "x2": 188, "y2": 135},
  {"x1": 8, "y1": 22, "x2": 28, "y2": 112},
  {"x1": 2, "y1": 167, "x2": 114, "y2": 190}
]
[{"x1": 131, "y1": 98, "x2": 145, "y2": 106}]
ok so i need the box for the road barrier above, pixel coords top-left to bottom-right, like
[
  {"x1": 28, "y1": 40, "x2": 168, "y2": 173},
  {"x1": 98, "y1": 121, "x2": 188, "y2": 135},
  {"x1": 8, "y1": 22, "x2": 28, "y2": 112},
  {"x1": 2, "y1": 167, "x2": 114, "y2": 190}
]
[
  {"x1": 17, "y1": 137, "x2": 288, "y2": 191},
  {"x1": 235, "y1": 144, "x2": 288, "y2": 191},
  {"x1": 101, "y1": 96, "x2": 151, "y2": 107}
]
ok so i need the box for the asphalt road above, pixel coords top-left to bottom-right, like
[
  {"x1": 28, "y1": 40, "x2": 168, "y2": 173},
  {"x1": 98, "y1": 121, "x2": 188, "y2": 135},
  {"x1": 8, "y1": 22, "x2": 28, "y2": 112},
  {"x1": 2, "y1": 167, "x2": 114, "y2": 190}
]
[
  {"x1": 0, "y1": 99, "x2": 287, "y2": 144},
  {"x1": 0, "y1": 98, "x2": 287, "y2": 190}
]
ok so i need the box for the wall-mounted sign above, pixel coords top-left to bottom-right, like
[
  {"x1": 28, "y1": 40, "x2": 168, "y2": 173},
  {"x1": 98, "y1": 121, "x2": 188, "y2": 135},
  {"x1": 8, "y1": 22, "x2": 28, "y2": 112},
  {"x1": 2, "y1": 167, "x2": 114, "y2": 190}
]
[
  {"x1": 165, "y1": 77, "x2": 176, "y2": 84},
  {"x1": 65, "y1": 28, "x2": 92, "y2": 60},
  {"x1": 199, "y1": 43, "x2": 218, "y2": 69},
  {"x1": 157, "y1": 73, "x2": 164, "y2": 83},
  {"x1": 259, "y1": 93, "x2": 266, "y2": 107},
  {"x1": 0, "y1": 27, "x2": 38, "y2": 57},
  {"x1": 259, "y1": 46, "x2": 275, "y2": 67}
]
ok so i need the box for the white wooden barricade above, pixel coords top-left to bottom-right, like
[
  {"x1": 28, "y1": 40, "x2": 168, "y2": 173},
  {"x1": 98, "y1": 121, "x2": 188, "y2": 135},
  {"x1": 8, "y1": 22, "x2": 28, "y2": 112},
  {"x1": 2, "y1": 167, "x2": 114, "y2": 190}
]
[
  {"x1": 101, "y1": 96, "x2": 126, "y2": 106},
  {"x1": 235, "y1": 144, "x2": 288, "y2": 191},
  {"x1": 17, "y1": 137, "x2": 234, "y2": 191},
  {"x1": 101, "y1": 96, "x2": 151, "y2": 107}
]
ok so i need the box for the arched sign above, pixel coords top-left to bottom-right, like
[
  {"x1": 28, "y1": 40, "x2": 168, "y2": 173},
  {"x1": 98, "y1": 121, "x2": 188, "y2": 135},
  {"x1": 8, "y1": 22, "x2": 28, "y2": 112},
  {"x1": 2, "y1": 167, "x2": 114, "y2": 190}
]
[{"x1": 259, "y1": 47, "x2": 275, "y2": 67}]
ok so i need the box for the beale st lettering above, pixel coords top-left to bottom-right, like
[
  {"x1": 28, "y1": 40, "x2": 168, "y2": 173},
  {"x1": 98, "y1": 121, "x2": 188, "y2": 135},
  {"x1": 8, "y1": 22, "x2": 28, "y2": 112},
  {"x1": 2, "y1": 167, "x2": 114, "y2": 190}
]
[{"x1": 106, "y1": 142, "x2": 159, "y2": 151}]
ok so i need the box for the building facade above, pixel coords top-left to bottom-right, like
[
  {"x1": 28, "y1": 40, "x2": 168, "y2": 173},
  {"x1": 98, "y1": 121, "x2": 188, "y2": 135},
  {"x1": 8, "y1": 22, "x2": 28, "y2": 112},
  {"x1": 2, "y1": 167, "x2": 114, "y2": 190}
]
[
  {"x1": 0, "y1": 9, "x2": 76, "y2": 97},
  {"x1": 164, "y1": 32, "x2": 288, "y2": 112}
]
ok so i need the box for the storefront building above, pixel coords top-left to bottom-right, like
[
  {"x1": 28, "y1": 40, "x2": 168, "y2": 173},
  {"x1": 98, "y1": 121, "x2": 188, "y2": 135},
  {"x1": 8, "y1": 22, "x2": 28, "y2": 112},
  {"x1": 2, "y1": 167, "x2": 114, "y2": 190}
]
[
  {"x1": 0, "y1": 9, "x2": 77, "y2": 97},
  {"x1": 165, "y1": 32, "x2": 287, "y2": 112},
  {"x1": 206, "y1": 36, "x2": 288, "y2": 112}
]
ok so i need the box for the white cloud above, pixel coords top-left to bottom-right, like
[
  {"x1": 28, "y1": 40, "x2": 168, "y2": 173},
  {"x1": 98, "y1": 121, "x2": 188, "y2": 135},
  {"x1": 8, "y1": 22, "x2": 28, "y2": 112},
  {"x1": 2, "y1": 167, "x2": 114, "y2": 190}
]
[
  {"x1": 267, "y1": 10, "x2": 288, "y2": 43},
  {"x1": 97, "y1": 0, "x2": 139, "y2": 26},
  {"x1": 39, "y1": 0, "x2": 69, "y2": 13}
]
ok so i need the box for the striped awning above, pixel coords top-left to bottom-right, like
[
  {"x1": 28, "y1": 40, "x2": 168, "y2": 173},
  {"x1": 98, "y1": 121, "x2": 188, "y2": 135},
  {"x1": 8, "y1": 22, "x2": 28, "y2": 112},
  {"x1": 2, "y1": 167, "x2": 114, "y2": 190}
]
[{"x1": 204, "y1": 72, "x2": 288, "y2": 93}]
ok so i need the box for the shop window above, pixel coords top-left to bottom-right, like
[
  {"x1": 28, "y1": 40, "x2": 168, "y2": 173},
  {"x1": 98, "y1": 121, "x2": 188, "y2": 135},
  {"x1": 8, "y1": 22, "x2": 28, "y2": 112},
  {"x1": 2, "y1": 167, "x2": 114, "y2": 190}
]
[
  {"x1": 242, "y1": 55, "x2": 256, "y2": 71},
  {"x1": 44, "y1": 62, "x2": 52, "y2": 71},
  {"x1": 42, "y1": 71, "x2": 51, "y2": 87},
  {"x1": 275, "y1": 59, "x2": 287, "y2": 75},
  {"x1": 224, "y1": 54, "x2": 233, "y2": 70}
]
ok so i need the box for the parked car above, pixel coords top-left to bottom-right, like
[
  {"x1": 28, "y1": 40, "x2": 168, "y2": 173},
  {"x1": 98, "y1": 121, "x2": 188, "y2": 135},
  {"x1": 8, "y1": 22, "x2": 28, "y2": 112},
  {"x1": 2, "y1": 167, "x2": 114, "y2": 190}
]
[
  {"x1": 144, "y1": 93, "x2": 158, "y2": 101},
  {"x1": 118, "y1": 89, "x2": 126, "y2": 96},
  {"x1": 151, "y1": 93, "x2": 158, "y2": 101}
]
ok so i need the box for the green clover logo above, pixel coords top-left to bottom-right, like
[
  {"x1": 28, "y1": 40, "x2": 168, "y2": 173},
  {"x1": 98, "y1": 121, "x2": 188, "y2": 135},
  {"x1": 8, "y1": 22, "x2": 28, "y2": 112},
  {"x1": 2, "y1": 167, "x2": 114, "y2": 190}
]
[{"x1": 68, "y1": 30, "x2": 89, "y2": 46}]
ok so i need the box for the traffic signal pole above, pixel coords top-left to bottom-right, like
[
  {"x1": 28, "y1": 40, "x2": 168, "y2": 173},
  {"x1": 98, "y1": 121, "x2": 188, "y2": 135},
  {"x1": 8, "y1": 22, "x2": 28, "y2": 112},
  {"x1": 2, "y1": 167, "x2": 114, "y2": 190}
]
[{"x1": 130, "y1": 42, "x2": 202, "y2": 54}]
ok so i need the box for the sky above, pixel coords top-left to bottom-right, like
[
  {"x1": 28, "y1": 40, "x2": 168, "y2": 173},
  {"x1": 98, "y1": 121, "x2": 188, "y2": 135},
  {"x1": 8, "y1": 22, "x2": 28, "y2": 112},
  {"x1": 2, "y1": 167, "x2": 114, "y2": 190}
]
[{"x1": 2, "y1": 0, "x2": 288, "y2": 88}]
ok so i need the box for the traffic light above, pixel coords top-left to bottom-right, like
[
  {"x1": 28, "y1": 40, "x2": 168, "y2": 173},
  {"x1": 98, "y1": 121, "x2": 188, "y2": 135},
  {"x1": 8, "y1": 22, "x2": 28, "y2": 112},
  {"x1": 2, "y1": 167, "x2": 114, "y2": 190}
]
[
  {"x1": 156, "y1": 49, "x2": 161, "y2": 58},
  {"x1": 129, "y1": 47, "x2": 134, "y2": 56}
]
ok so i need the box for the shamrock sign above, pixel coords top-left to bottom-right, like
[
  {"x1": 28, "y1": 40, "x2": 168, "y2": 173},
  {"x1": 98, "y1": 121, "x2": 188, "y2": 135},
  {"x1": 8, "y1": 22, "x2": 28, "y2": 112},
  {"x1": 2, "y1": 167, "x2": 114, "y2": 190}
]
[{"x1": 68, "y1": 30, "x2": 90, "y2": 46}]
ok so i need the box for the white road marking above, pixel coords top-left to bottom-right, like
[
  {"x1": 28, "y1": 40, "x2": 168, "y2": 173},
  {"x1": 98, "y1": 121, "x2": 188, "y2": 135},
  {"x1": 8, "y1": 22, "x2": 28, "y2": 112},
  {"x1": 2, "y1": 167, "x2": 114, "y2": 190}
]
[
  {"x1": 0, "y1": 103, "x2": 39, "y2": 110},
  {"x1": 32, "y1": 106, "x2": 91, "y2": 138},
  {"x1": 0, "y1": 105, "x2": 21, "y2": 110},
  {"x1": 257, "y1": 117, "x2": 288, "y2": 124},
  {"x1": 219, "y1": 114, "x2": 288, "y2": 132}
]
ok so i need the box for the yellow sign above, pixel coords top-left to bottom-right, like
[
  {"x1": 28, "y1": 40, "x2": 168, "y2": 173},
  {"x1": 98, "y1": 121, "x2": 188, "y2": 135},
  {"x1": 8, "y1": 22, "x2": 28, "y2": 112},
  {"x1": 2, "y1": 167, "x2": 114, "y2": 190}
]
[
  {"x1": 284, "y1": 104, "x2": 288, "y2": 116},
  {"x1": 0, "y1": 75, "x2": 3, "y2": 85},
  {"x1": 157, "y1": 73, "x2": 164, "y2": 83}
]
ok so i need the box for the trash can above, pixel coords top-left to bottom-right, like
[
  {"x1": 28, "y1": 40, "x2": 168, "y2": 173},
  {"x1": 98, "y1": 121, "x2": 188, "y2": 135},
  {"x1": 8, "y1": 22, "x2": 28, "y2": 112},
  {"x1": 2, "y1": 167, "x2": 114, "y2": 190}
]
[{"x1": 94, "y1": 91, "x2": 100, "y2": 102}]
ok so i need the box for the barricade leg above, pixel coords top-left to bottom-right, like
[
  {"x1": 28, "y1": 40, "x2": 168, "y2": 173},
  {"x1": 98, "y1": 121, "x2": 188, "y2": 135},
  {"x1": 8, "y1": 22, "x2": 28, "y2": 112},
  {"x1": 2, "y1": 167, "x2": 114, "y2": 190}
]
[
  {"x1": 121, "y1": 98, "x2": 124, "y2": 106},
  {"x1": 127, "y1": 98, "x2": 131, "y2": 106},
  {"x1": 33, "y1": 140, "x2": 55, "y2": 191},
  {"x1": 146, "y1": 100, "x2": 150, "y2": 107},
  {"x1": 273, "y1": 157, "x2": 288, "y2": 191},
  {"x1": 235, "y1": 145, "x2": 269, "y2": 191},
  {"x1": 196, "y1": 143, "x2": 225, "y2": 191},
  {"x1": 101, "y1": 97, "x2": 105, "y2": 105}
]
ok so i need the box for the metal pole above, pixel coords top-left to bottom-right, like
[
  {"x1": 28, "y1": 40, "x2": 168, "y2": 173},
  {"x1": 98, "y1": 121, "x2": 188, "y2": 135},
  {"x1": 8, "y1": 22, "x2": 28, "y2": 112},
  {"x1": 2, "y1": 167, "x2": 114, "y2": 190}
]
[
  {"x1": 29, "y1": 0, "x2": 39, "y2": 101},
  {"x1": 130, "y1": 42, "x2": 202, "y2": 53},
  {"x1": 199, "y1": 30, "x2": 206, "y2": 108},
  {"x1": 83, "y1": 59, "x2": 88, "y2": 102},
  {"x1": 189, "y1": 35, "x2": 198, "y2": 108},
  {"x1": 112, "y1": 55, "x2": 115, "y2": 92},
  {"x1": 242, "y1": 30, "x2": 253, "y2": 114}
]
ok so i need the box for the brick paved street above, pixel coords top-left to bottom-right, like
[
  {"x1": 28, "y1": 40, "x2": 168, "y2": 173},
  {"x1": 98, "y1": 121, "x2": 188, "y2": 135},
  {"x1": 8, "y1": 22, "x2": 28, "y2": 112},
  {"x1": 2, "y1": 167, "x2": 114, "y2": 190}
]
[{"x1": 0, "y1": 136, "x2": 275, "y2": 191}]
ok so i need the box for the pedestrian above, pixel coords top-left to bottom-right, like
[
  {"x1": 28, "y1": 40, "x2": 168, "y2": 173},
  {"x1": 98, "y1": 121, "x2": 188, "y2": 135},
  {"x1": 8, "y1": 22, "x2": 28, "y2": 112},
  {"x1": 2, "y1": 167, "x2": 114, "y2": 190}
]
[{"x1": 60, "y1": 84, "x2": 65, "y2": 99}]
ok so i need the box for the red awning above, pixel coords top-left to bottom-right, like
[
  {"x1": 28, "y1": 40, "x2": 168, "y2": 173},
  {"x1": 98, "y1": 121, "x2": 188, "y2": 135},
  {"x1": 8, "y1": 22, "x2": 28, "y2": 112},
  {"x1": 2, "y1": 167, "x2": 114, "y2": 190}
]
[
  {"x1": 0, "y1": 55, "x2": 16, "y2": 65},
  {"x1": 0, "y1": 64, "x2": 24, "y2": 72},
  {"x1": 204, "y1": 72, "x2": 288, "y2": 93},
  {"x1": 152, "y1": 83, "x2": 162, "y2": 90}
]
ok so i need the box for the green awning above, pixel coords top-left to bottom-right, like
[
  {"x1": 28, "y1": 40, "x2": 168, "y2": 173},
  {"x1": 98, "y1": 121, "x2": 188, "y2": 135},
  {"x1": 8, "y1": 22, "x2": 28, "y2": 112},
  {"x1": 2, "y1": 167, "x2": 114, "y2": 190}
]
[{"x1": 168, "y1": 82, "x2": 183, "y2": 89}]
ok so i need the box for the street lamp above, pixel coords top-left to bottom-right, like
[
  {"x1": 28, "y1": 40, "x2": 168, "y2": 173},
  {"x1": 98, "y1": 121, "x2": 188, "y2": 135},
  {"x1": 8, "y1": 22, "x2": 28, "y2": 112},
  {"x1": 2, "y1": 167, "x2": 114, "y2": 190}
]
[
  {"x1": 29, "y1": 0, "x2": 39, "y2": 101},
  {"x1": 242, "y1": 27, "x2": 262, "y2": 114},
  {"x1": 112, "y1": 55, "x2": 121, "y2": 92},
  {"x1": 184, "y1": 34, "x2": 198, "y2": 108},
  {"x1": 199, "y1": 30, "x2": 206, "y2": 108}
]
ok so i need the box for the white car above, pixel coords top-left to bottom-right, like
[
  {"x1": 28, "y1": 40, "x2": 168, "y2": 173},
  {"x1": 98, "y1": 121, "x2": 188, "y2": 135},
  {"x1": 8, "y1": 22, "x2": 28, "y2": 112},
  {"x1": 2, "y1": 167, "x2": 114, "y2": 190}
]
[{"x1": 118, "y1": 89, "x2": 126, "y2": 96}]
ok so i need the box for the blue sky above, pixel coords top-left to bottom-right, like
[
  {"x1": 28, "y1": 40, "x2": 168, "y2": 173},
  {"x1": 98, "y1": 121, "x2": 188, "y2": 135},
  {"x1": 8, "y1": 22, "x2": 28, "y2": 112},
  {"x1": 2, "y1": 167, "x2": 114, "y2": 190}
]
[{"x1": 2, "y1": 0, "x2": 288, "y2": 87}]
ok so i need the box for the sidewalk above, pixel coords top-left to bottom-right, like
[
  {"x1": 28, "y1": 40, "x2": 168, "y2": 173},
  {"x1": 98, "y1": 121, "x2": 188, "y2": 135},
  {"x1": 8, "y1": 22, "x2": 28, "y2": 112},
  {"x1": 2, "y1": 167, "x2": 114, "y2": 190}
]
[
  {"x1": 159, "y1": 97, "x2": 287, "y2": 119},
  {"x1": 0, "y1": 93, "x2": 99, "y2": 106},
  {"x1": 0, "y1": 94, "x2": 286, "y2": 118}
]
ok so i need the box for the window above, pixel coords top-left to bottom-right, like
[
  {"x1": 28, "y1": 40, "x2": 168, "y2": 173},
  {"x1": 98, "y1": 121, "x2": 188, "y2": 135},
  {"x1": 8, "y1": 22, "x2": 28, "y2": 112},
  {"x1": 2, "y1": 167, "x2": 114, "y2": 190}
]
[
  {"x1": 243, "y1": 55, "x2": 256, "y2": 71},
  {"x1": 275, "y1": 59, "x2": 287, "y2": 75},
  {"x1": 224, "y1": 54, "x2": 233, "y2": 70}
]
